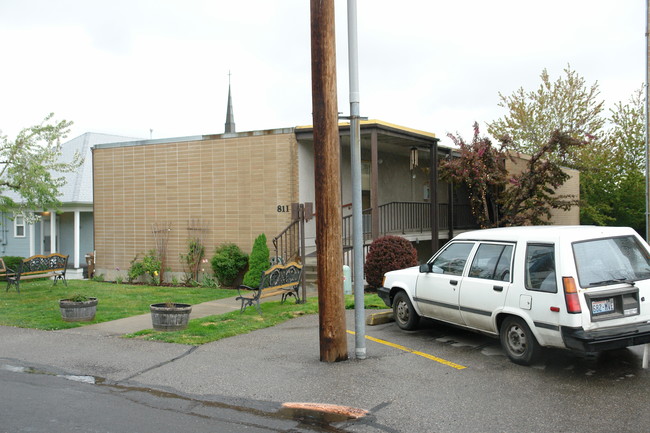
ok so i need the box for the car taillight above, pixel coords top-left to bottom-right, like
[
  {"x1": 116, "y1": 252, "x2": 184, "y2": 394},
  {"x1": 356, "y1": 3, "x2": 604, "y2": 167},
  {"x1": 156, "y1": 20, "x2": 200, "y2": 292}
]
[{"x1": 563, "y1": 277, "x2": 581, "y2": 314}]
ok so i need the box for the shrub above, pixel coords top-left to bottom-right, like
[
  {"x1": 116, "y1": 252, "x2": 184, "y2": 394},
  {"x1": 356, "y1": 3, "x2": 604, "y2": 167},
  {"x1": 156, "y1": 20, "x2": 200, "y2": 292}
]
[
  {"x1": 128, "y1": 250, "x2": 162, "y2": 285},
  {"x1": 242, "y1": 234, "x2": 270, "y2": 288},
  {"x1": 201, "y1": 274, "x2": 218, "y2": 288},
  {"x1": 2, "y1": 256, "x2": 24, "y2": 271},
  {"x1": 364, "y1": 235, "x2": 418, "y2": 289},
  {"x1": 180, "y1": 237, "x2": 205, "y2": 283},
  {"x1": 211, "y1": 243, "x2": 248, "y2": 288}
]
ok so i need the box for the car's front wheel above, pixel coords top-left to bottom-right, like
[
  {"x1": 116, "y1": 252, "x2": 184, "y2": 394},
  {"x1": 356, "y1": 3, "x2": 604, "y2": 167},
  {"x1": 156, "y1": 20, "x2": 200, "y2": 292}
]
[
  {"x1": 393, "y1": 291, "x2": 419, "y2": 330},
  {"x1": 499, "y1": 316, "x2": 541, "y2": 366}
]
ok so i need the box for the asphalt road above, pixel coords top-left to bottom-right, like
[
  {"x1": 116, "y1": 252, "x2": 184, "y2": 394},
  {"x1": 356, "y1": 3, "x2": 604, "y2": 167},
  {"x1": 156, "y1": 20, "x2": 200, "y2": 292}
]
[
  {"x1": 0, "y1": 367, "x2": 320, "y2": 433},
  {"x1": 3, "y1": 311, "x2": 650, "y2": 432}
]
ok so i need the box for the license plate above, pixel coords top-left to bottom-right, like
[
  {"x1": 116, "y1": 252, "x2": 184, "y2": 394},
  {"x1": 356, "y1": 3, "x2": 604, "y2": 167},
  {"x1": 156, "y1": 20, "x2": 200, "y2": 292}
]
[{"x1": 592, "y1": 298, "x2": 615, "y2": 315}]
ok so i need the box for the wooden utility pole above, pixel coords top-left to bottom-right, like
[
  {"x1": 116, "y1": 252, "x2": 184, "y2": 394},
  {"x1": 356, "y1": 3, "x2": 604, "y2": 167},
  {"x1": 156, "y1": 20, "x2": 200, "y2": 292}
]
[{"x1": 310, "y1": 0, "x2": 348, "y2": 362}]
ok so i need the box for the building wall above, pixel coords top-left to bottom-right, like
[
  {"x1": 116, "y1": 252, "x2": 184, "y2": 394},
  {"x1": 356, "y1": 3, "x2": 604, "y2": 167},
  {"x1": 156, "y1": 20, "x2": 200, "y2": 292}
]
[
  {"x1": 0, "y1": 213, "x2": 31, "y2": 257},
  {"x1": 59, "y1": 211, "x2": 94, "y2": 259},
  {"x1": 93, "y1": 132, "x2": 299, "y2": 279},
  {"x1": 505, "y1": 154, "x2": 580, "y2": 225},
  {"x1": 298, "y1": 138, "x2": 317, "y2": 251}
]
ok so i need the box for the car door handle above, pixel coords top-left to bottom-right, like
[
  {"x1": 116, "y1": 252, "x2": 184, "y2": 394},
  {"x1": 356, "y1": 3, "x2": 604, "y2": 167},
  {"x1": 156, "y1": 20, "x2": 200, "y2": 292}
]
[
  {"x1": 493, "y1": 285, "x2": 503, "y2": 292},
  {"x1": 450, "y1": 280, "x2": 458, "y2": 286}
]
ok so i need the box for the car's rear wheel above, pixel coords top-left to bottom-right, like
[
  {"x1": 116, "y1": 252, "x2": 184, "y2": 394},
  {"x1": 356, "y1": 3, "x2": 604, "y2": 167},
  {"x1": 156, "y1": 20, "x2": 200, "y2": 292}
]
[
  {"x1": 393, "y1": 291, "x2": 419, "y2": 330},
  {"x1": 500, "y1": 316, "x2": 541, "y2": 366}
]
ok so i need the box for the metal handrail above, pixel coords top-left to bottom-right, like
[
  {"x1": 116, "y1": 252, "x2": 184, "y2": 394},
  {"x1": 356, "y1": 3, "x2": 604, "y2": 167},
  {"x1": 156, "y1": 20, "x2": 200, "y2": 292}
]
[{"x1": 272, "y1": 219, "x2": 300, "y2": 264}]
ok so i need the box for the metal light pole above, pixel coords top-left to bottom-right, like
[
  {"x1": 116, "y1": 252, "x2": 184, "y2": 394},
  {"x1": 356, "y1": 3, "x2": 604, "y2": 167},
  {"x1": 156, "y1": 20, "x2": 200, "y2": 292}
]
[
  {"x1": 645, "y1": 0, "x2": 650, "y2": 241},
  {"x1": 347, "y1": 0, "x2": 366, "y2": 360}
]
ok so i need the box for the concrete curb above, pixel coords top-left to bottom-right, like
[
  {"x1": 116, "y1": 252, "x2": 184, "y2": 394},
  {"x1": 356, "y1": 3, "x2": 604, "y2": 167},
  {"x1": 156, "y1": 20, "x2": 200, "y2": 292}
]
[{"x1": 366, "y1": 311, "x2": 394, "y2": 326}]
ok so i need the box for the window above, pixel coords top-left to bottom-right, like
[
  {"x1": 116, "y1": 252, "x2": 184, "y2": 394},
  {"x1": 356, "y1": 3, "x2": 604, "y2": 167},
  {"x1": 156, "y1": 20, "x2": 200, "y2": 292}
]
[
  {"x1": 431, "y1": 242, "x2": 474, "y2": 276},
  {"x1": 573, "y1": 236, "x2": 650, "y2": 287},
  {"x1": 14, "y1": 215, "x2": 25, "y2": 238},
  {"x1": 525, "y1": 244, "x2": 556, "y2": 292},
  {"x1": 469, "y1": 243, "x2": 514, "y2": 281}
]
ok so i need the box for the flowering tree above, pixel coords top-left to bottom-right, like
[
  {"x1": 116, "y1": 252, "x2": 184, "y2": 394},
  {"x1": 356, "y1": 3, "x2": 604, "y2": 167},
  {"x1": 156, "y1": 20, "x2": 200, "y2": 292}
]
[
  {"x1": 439, "y1": 123, "x2": 508, "y2": 228},
  {"x1": 440, "y1": 123, "x2": 582, "y2": 227},
  {"x1": 487, "y1": 67, "x2": 646, "y2": 235},
  {"x1": 0, "y1": 113, "x2": 82, "y2": 222},
  {"x1": 499, "y1": 131, "x2": 582, "y2": 226}
]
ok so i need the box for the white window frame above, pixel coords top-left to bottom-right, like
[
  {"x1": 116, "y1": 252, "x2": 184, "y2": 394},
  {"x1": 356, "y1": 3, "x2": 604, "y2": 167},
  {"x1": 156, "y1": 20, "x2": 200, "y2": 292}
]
[{"x1": 14, "y1": 215, "x2": 25, "y2": 238}]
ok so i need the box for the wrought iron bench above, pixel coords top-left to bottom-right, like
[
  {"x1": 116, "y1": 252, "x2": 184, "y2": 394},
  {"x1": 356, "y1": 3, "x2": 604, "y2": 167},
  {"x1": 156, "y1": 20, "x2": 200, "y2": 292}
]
[
  {"x1": 6, "y1": 253, "x2": 69, "y2": 293},
  {"x1": 236, "y1": 261, "x2": 302, "y2": 314}
]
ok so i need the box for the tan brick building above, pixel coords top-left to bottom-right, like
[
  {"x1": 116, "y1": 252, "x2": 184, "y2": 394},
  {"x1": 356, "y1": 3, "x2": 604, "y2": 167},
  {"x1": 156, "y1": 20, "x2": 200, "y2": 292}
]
[
  {"x1": 505, "y1": 153, "x2": 580, "y2": 225},
  {"x1": 92, "y1": 121, "x2": 580, "y2": 280},
  {"x1": 92, "y1": 129, "x2": 300, "y2": 279}
]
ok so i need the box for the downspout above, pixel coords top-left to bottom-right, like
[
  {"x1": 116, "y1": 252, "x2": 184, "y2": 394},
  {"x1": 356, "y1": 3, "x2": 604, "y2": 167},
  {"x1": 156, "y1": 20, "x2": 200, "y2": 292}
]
[{"x1": 430, "y1": 140, "x2": 439, "y2": 252}]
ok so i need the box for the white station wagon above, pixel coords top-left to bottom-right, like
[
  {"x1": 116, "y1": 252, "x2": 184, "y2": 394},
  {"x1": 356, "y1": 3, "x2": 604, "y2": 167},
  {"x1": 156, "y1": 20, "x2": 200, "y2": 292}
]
[{"x1": 378, "y1": 226, "x2": 650, "y2": 365}]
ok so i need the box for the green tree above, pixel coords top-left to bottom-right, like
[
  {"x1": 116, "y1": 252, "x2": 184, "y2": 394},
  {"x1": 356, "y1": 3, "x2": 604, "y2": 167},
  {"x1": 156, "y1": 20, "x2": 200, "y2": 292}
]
[
  {"x1": 581, "y1": 87, "x2": 646, "y2": 235},
  {"x1": 488, "y1": 65, "x2": 604, "y2": 166},
  {"x1": 242, "y1": 234, "x2": 270, "y2": 288},
  {"x1": 0, "y1": 113, "x2": 82, "y2": 221},
  {"x1": 488, "y1": 67, "x2": 645, "y2": 231}
]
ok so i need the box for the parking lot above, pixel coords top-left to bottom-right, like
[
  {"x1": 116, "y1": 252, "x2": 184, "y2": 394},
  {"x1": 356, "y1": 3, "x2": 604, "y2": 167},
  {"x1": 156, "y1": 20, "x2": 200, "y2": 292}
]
[
  {"x1": 3, "y1": 309, "x2": 650, "y2": 432},
  {"x1": 352, "y1": 314, "x2": 650, "y2": 431}
]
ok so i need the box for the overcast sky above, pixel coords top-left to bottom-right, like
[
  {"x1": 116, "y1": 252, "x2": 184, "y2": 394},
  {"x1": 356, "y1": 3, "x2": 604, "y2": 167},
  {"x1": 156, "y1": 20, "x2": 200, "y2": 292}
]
[{"x1": 0, "y1": 0, "x2": 645, "y2": 147}]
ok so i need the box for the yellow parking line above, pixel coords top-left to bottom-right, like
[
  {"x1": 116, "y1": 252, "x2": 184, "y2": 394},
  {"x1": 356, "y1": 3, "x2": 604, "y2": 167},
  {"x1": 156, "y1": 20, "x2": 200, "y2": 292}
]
[{"x1": 347, "y1": 330, "x2": 467, "y2": 370}]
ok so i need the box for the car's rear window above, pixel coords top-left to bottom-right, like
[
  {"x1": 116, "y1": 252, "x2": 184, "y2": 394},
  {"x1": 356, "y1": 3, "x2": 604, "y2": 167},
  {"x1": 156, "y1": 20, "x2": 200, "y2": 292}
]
[
  {"x1": 573, "y1": 235, "x2": 650, "y2": 287},
  {"x1": 525, "y1": 244, "x2": 557, "y2": 292}
]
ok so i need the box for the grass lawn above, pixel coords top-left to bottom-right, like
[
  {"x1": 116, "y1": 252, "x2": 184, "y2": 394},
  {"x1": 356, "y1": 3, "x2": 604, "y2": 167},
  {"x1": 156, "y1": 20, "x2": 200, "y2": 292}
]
[
  {"x1": 126, "y1": 293, "x2": 387, "y2": 345},
  {"x1": 0, "y1": 278, "x2": 389, "y2": 345},
  {"x1": 0, "y1": 279, "x2": 235, "y2": 330}
]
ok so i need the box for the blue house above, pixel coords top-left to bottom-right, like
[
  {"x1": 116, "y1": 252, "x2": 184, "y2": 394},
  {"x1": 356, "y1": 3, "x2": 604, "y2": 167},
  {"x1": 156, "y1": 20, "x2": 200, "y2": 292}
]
[{"x1": 0, "y1": 132, "x2": 137, "y2": 276}]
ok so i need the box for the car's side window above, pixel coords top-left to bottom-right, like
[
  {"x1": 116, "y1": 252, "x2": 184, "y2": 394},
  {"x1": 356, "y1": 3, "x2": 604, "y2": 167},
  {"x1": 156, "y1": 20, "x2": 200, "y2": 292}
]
[
  {"x1": 431, "y1": 242, "x2": 474, "y2": 276},
  {"x1": 469, "y1": 243, "x2": 514, "y2": 281},
  {"x1": 525, "y1": 243, "x2": 557, "y2": 292},
  {"x1": 495, "y1": 245, "x2": 514, "y2": 282},
  {"x1": 469, "y1": 244, "x2": 512, "y2": 281}
]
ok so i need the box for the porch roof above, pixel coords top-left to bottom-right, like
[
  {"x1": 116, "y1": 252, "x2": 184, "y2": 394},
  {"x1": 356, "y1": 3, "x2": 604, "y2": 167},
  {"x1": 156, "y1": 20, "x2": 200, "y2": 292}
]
[{"x1": 295, "y1": 119, "x2": 445, "y2": 154}]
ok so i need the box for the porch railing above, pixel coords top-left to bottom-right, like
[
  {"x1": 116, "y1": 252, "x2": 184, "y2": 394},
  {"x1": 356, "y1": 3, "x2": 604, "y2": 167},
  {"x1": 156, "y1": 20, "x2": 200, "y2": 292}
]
[
  {"x1": 275, "y1": 201, "x2": 478, "y2": 279},
  {"x1": 272, "y1": 219, "x2": 300, "y2": 264},
  {"x1": 341, "y1": 201, "x2": 477, "y2": 247}
]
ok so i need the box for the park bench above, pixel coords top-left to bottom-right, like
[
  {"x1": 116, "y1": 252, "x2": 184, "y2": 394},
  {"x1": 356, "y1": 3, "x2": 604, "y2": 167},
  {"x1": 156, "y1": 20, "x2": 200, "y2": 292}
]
[
  {"x1": 236, "y1": 261, "x2": 302, "y2": 314},
  {"x1": 6, "y1": 253, "x2": 69, "y2": 293}
]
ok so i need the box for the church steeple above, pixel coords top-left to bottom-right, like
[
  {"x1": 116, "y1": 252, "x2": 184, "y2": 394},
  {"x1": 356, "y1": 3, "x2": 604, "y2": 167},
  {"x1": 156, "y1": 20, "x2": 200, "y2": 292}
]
[{"x1": 224, "y1": 71, "x2": 236, "y2": 133}]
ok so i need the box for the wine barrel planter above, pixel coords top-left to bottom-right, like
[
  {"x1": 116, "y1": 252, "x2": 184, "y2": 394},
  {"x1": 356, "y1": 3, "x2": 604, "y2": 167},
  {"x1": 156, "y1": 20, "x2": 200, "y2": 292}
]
[
  {"x1": 150, "y1": 303, "x2": 192, "y2": 331},
  {"x1": 59, "y1": 297, "x2": 98, "y2": 322}
]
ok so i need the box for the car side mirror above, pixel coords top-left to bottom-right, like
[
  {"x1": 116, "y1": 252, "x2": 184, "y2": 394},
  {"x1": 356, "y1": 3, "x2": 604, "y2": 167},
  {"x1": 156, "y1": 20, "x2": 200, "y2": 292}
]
[{"x1": 419, "y1": 263, "x2": 433, "y2": 273}]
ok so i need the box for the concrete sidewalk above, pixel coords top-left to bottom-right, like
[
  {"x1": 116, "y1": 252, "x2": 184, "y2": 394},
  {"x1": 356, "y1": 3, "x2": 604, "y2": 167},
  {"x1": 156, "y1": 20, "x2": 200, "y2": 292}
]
[
  {"x1": 58, "y1": 287, "x2": 334, "y2": 337},
  {"x1": 58, "y1": 296, "x2": 244, "y2": 337}
]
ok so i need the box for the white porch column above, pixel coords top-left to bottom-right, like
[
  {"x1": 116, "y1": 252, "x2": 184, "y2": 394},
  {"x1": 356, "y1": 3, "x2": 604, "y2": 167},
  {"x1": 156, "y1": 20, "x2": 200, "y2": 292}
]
[
  {"x1": 50, "y1": 211, "x2": 56, "y2": 253},
  {"x1": 39, "y1": 218, "x2": 44, "y2": 254},
  {"x1": 74, "y1": 211, "x2": 80, "y2": 268},
  {"x1": 29, "y1": 215, "x2": 35, "y2": 257}
]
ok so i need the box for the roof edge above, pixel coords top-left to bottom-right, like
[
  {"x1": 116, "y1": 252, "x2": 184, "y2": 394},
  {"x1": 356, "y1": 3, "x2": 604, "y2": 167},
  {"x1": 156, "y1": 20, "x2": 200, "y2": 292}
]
[
  {"x1": 295, "y1": 119, "x2": 438, "y2": 141},
  {"x1": 92, "y1": 127, "x2": 296, "y2": 150}
]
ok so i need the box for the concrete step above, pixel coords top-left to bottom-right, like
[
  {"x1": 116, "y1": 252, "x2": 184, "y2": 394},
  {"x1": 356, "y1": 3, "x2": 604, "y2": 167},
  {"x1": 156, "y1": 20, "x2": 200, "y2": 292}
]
[{"x1": 303, "y1": 255, "x2": 318, "y2": 287}]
